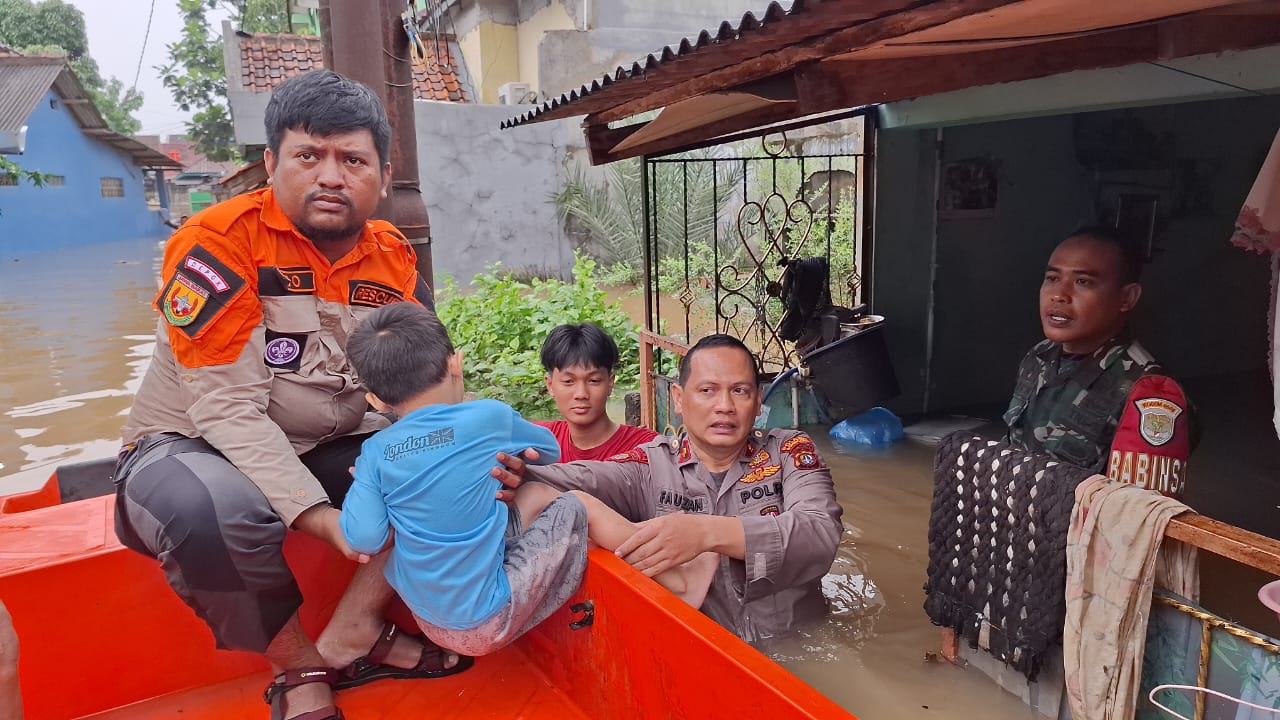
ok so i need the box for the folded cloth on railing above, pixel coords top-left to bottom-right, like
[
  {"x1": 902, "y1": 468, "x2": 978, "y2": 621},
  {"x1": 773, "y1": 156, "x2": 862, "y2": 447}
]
[
  {"x1": 925, "y1": 433, "x2": 1094, "y2": 680},
  {"x1": 1064, "y1": 476, "x2": 1197, "y2": 720}
]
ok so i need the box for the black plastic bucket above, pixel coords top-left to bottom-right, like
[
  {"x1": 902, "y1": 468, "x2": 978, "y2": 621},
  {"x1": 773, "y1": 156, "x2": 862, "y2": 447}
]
[{"x1": 801, "y1": 322, "x2": 900, "y2": 422}]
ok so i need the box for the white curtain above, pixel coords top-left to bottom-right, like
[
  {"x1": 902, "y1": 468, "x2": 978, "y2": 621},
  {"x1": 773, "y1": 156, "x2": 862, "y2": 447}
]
[{"x1": 1231, "y1": 129, "x2": 1280, "y2": 440}]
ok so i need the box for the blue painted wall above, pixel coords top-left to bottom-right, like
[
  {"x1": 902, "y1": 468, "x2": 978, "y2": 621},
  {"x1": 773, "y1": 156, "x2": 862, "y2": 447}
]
[{"x1": 0, "y1": 90, "x2": 167, "y2": 257}]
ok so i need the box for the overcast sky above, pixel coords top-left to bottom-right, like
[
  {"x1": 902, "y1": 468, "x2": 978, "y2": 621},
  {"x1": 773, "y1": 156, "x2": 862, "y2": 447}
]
[{"x1": 68, "y1": 0, "x2": 231, "y2": 137}]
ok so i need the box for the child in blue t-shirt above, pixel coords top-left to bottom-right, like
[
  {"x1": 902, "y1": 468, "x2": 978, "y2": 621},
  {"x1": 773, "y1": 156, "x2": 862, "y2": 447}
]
[{"x1": 341, "y1": 302, "x2": 715, "y2": 656}]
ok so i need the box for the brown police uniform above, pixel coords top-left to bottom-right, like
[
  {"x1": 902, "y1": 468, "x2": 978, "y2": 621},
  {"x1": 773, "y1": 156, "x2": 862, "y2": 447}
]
[
  {"x1": 114, "y1": 187, "x2": 432, "y2": 652},
  {"x1": 528, "y1": 429, "x2": 844, "y2": 643}
]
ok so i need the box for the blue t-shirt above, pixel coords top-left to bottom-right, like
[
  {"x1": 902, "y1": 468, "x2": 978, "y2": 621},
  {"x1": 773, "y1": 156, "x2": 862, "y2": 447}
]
[{"x1": 340, "y1": 399, "x2": 560, "y2": 629}]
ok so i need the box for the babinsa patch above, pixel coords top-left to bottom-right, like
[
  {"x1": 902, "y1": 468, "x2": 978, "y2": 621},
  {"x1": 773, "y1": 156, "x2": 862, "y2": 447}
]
[
  {"x1": 162, "y1": 273, "x2": 209, "y2": 326},
  {"x1": 349, "y1": 279, "x2": 404, "y2": 308}
]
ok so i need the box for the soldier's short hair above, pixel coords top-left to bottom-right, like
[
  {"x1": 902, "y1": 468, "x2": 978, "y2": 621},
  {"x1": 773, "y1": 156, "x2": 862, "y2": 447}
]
[
  {"x1": 348, "y1": 302, "x2": 453, "y2": 406},
  {"x1": 1065, "y1": 224, "x2": 1143, "y2": 285},
  {"x1": 678, "y1": 334, "x2": 759, "y2": 386}
]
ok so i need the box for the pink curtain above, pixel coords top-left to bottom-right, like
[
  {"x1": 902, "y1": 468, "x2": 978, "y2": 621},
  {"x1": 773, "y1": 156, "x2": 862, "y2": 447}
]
[{"x1": 1231, "y1": 130, "x2": 1280, "y2": 440}]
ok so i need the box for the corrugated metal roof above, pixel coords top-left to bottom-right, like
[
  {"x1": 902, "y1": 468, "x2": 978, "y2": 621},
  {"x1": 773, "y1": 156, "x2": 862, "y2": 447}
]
[
  {"x1": 0, "y1": 58, "x2": 63, "y2": 133},
  {"x1": 0, "y1": 56, "x2": 182, "y2": 168},
  {"x1": 499, "y1": 0, "x2": 905, "y2": 129}
]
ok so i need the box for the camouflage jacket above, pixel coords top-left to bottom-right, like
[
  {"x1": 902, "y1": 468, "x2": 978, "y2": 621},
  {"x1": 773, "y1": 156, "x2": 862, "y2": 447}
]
[{"x1": 1003, "y1": 336, "x2": 1158, "y2": 473}]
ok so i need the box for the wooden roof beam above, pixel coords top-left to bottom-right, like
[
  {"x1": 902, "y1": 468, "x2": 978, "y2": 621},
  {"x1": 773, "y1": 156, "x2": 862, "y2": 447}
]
[
  {"x1": 793, "y1": 12, "x2": 1280, "y2": 118},
  {"x1": 590, "y1": 0, "x2": 1024, "y2": 126},
  {"x1": 584, "y1": 100, "x2": 806, "y2": 164}
]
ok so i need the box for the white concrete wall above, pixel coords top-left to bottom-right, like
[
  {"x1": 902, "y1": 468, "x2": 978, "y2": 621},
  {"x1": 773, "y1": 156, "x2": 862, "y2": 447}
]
[{"x1": 415, "y1": 100, "x2": 581, "y2": 285}]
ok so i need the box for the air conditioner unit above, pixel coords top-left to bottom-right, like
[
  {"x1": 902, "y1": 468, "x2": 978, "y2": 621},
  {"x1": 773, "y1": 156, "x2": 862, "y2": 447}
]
[
  {"x1": 498, "y1": 82, "x2": 531, "y2": 105},
  {"x1": 0, "y1": 126, "x2": 27, "y2": 154}
]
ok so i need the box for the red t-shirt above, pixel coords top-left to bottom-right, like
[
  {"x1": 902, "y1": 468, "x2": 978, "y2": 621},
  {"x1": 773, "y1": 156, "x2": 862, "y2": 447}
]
[{"x1": 534, "y1": 420, "x2": 659, "y2": 462}]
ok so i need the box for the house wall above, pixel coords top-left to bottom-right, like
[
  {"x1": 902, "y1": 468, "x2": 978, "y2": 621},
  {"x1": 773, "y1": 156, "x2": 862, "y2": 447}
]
[
  {"x1": 415, "y1": 100, "x2": 580, "y2": 285},
  {"x1": 873, "y1": 95, "x2": 1280, "y2": 416},
  {"x1": 450, "y1": 0, "x2": 770, "y2": 103},
  {"x1": 517, "y1": 1, "x2": 576, "y2": 97},
  {"x1": 0, "y1": 90, "x2": 166, "y2": 258}
]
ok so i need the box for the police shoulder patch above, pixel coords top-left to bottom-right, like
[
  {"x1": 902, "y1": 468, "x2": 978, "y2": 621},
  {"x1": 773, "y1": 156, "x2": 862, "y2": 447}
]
[{"x1": 608, "y1": 447, "x2": 649, "y2": 464}]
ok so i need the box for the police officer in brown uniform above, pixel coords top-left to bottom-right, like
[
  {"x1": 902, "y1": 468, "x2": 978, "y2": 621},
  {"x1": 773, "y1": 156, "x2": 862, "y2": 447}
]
[{"x1": 525, "y1": 334, "x2": 844, "y2": 642}]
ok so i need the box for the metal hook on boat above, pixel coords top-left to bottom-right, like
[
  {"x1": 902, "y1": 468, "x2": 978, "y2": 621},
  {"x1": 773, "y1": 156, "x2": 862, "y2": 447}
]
[{"x1": 568, "y1": 600, "x2": 594, "y2": 630}]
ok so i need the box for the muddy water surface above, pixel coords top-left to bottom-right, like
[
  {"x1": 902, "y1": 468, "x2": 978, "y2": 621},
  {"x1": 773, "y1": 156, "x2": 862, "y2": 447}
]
[
  {"x1": 776, "y1": 435, "x2": 1043, "y2": 719},
  {"x1": 0, "y1": 237, "x2": 162, "y2": 493},
  {"x1": 3, "y1": 241, "x2": 1040, "y2": 717}
]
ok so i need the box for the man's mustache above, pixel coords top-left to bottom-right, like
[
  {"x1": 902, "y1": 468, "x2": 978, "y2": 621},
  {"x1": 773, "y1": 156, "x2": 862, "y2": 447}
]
[{"x1": 305, "y1": 191, "x2": 351, "y2": 207}]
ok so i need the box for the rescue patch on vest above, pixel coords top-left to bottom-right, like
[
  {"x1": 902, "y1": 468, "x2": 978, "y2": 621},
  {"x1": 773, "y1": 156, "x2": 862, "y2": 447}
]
[
  {"x1": 740, "y1": 464, "x2": 781, "y2": 484},
  {"x1": 608, "y1": 447, "x2": 648, "y2": 464},
  {"x1": 1134, "y1": 397, "x2": 1183, "y2": 447},
  {"x1": 264, "y1": 331, "x2": 306, "y2": 371},
  {"x1": 161, "y1": 273, "x2": 209, "y2": 327},
  {"x1": 349, "y1": 279, "x2": 404, "y2": 308}
]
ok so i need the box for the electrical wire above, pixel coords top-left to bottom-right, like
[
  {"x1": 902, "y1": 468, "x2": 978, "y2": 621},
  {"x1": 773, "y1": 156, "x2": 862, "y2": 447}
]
[{"x1": 131, "y1": 0, "x2": 158, "y2": 94}]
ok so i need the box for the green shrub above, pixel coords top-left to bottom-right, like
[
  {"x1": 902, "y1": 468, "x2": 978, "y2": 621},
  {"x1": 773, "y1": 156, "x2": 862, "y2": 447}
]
[{"x1": 435, "y1": 253, "x2": 641, "y2": 418}]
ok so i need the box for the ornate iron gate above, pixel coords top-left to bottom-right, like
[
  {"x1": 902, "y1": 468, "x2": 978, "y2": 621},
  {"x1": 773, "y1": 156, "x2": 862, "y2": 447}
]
[{"x1": 641, "y1": 114, "x2": 874, "y2": 377}]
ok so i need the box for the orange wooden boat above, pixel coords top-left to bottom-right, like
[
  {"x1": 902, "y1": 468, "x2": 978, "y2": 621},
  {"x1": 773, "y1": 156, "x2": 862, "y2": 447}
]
[{"x1": 0, "y1": 460, "x2": 857, "y2": 720}]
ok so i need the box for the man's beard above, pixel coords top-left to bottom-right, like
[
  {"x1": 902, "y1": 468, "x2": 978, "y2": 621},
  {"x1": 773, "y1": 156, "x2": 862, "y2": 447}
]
[
  {"x1": 297, "y1": 218, "x2": 364, "y2": 245},
  {"x1": 297, "y1": 191, "x2": 362, "y2": 245}
]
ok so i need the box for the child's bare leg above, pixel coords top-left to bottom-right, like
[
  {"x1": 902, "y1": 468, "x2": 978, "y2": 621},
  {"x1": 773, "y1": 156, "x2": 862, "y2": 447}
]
[
  {"x1": 565, "y1": 490, "x2": 718, "y2": 608},
  {"x1": 513, "y1": 481, "x2": 563, "y2": 529}
]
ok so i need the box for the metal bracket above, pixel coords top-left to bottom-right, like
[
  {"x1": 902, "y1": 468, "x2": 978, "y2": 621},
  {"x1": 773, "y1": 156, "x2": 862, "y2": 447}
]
[{"x1": 568, "y1": 600, "x2": 594, "y2": 630}]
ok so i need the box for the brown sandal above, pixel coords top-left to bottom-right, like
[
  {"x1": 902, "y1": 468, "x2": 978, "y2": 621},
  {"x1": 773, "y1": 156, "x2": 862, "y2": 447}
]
[
  {"x1": 263, "y1": 667, "x2": 344, "y2": 720},
  {"x1": 335, "y1": 621, "x2": 474, "y2": 690}
]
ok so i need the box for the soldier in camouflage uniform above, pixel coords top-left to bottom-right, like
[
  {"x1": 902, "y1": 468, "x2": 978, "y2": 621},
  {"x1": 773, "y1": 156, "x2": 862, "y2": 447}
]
[
  {"x1": 1004, "y1": 226, "x2": 1180, "y2": 473},
  {"x1": 1004, "y1": 335, "x2": 1157, "y2": 472}
]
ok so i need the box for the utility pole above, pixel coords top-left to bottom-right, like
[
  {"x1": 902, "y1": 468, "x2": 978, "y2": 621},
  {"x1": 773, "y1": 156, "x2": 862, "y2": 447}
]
[{"x1": 320, "y1": 0, "x2": 434, "y2": 285}]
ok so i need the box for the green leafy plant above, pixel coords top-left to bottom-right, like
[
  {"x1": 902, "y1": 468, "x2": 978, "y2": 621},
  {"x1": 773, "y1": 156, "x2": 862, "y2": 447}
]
[
  {"x1": 162, "y1": 0, "x2": 298, "y2": 161},
  {"x1": 435, "y1": 253, "x2": 642, "y2": 418}
]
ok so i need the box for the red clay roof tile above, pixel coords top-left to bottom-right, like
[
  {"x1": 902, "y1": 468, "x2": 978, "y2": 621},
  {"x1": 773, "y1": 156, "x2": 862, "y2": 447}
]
[{"x1": 238, "y1": 32, "x2": 469, "y2": 103}]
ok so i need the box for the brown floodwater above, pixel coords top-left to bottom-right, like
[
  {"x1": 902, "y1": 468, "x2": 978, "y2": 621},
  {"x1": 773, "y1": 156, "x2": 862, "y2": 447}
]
[
  {"x1": 0, "y1": 236, "x2": 164, "y2": 494},
  {"x1": 0, "y1": 239, "x2": 1076, "y2": 718}
]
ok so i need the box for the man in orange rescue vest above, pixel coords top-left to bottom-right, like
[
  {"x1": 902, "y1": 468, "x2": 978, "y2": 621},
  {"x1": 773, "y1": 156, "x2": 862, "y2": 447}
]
[
  {"x1": 1003, "y1": 226, "x2": 1195, "y2": 497},
  {"x1": 113, "y1": 71, "x2": 491, "y2": 720}
]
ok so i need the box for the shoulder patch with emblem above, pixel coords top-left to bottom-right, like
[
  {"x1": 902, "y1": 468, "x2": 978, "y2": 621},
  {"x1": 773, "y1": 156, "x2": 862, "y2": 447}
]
[
  {"x1": 157, "y1": 244, "x2": 247, "y2": 340},
  {"x1": 1135, "y1": 397, "x2": 1183, "y2": 447},
  {"x1": 162, "y1": 273, "x2": 208, "y2": 326},
  {"x1": 608, "y1": 447, "x2": 649, "y2": 464},
  {"x1": 781, "y1": 434, "x2": 821, "y2": 470}
]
